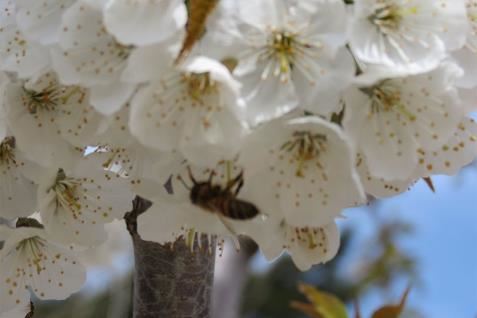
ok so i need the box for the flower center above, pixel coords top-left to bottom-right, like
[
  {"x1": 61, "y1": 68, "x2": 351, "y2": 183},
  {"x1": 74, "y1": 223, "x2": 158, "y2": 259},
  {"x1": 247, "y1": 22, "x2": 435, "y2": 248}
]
[
  {"x1": 22, "y1": 85, "x2": 60, "y2": 114},
  {"x1": 22, "y1": 83, "x2": 86, "y2": 115},
  {"x1": 0, "y1": 136, "x2": 16, "y2": 165},
  {"x1": 183, "y1": 72, "x2": 218, "y2": 103},
  {"x1": 52, "y1": 169, "x2": 82, "y2": 213},
  {"x1": 369, "y1": 3, "x2": 418, "y2": 33},
  {"x1": 365, "y1": 83, "x2": 416, "y2": 121},
  {"x1": 281, "y1": 131, "x2": 327, "y2": 177},
  {"x1": 369, "y1": 4, "x2": 402, "y2": 32},
  {"x1": 16, "y1": 236, "x2": 46, "y2": 274},
  {"x1": 258, "y1": 29, "x2": 323, "y2": 83},
  {"x1": 271, "y1": 31, "x2": 296, "y2": 75}
]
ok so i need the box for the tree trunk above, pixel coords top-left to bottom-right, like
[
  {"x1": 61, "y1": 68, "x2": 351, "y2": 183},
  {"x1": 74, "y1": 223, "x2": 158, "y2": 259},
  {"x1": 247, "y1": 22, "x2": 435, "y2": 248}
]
[{"x1": 125, "y1": 197, "x2": 216, "y2": 318}]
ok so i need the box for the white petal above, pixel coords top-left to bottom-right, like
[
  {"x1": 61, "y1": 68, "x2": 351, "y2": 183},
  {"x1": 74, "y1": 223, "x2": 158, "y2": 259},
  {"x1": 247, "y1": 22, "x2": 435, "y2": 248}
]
[
  {"x1": 16, "y1": 0, "x2": 76, "y2": 45},
  {"x1": 90, "y1": 81, "x2": 136, "y2": 115},
  {"x1": 104, "y1": 0, "x2": 187, "y2": 46}
]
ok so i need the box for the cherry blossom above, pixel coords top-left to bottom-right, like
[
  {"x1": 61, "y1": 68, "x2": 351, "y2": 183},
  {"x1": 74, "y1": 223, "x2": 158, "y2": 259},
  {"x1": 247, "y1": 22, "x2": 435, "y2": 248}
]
[
  {"x1": 452, "y1": 0, "x2": 477, "y2": 88},
  {"x1": 243, "y1": 216, "x2": 340, "y2": 271},
  {"x1": 37, "y1": 154, "x2": 134, "y2": 246},
  {"x1": 51, "y1": 1, "x2": 137, "y2": 114},
  {"x1": 0, "y1": 0, "x2": 50, "y2": 78},
  {"x1": 103, "y1": 0, "x2": 187, "y2": 46},
  {"x1": 0, "y1": 225, "x2": 85, "y2": 314},
  {"x1": 212, "y1": 0, "x2": 353, "y2": 125},
  {"x1": 349, "y1": 0, "x2": 468, "y2": 74},
  {"x1": 0, "y1": 72, "x2": 9, "y2": 141},
  {"x1": 129, "y1": 56, "x2": 247, "y2": 166},
  {"x1": 4, "y1": 72, "x2": 102, "y2": 167},
  {"x1": 15, "y1": 0, "x2": 76, "y2": 45},
  {"x1": 0, "y1": 136, "x2": 38, "y2": 220},
  {"x1": 343, "y1": 62, "x2": 464, "y2": 181},
  {"x1": 239, "y1": 116, "x2": 365, "y2": 227},
  {"x1": 358, "y1": 117, "x2": 477, "y2": 198}
]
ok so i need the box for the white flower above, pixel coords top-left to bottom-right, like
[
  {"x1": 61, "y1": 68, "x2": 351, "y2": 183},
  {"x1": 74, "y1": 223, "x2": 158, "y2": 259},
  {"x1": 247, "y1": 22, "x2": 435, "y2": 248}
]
[
  {"x1": 104, "y1": 0, "x2": 187, "y2": 46},
  {"x1": 244, "y1": 216, "x2": 340, "y2": 271},
  {"x1": 90, "y1": 141, "x2": 172, "y2": 198},
  {"x1": 51, "y1": 1, "x2": 137, "y2": 114},
  {"x1": 129, "y1": 56, "x2": 247, "y2": 166},
  {"x1": 413, "y1": 117, "x2": 477, "y2": 176},
  {"x1": 0, "y1": 136, "x2": 38, "y2": 220},
  {"x1": 0, "y1": 0, "x2": 50, "y2": 78},
  {"x1": 239, "y1": 116, "x2": 365, "y2": 228},
  {"x1": 464, "y1": 0, "x2": 477, "y2": 51},
  {"x1": 451, "y1": 0, "x2": 477, "y2": 88},
  {"x1": 0, "y1": 72, "x2": 10, "y2": 141},
  {"x1": 15, "y1": 0, "x2": 76, "y2": 45},
  {"x1": 221, "y1": 0, "x2": 352, "y2": 125},
  {"x1": 5, "y1": 72, "x2": 102, "y2": 167},
  {"x1": 343, "y1": 62, "x2": 464, "y2": 181},
  {"x1": 78, "y1": 220, "x2": 132, "y2": 268},
  {"x1": 0, "y1": 225, "x2": 85, "y2": 314},
  {"x1": 94, "y1": 100, "x2": 135, "y2": 148},
  {"x1": 37, "y1": 155, "x2": 134, "y2": 246},
  {"x1": 355, "y1": 152, "x2": 414, "y2": 198},
  {"x1": 349, "y1": 0, "x2": 468, "y2": 74},
  {"x1": 357, "y1": 117, "x2": 477, "y2": 198}
]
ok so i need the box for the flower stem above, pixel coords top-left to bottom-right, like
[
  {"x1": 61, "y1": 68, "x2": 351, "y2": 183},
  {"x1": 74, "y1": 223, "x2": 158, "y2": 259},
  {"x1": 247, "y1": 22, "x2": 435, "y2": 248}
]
[{"x1": 125, "y1": 196, "x2": 216, "y2": 318}]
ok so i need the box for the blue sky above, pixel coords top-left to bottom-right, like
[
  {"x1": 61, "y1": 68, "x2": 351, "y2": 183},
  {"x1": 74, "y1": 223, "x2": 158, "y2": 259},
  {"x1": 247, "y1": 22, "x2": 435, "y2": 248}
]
[{"x1": 342, "y1": 168, "x2": 477, "y2": 318}]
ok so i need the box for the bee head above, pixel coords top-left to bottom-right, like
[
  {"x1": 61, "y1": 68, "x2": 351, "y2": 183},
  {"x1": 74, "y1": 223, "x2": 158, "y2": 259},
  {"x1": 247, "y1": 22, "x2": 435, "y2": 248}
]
[
  {"x1": 190, "y1": 183, "x2": 201, "y2": 204},
  {"x1": 190, "y1": 182, "x2": 210, "y2": 204},
  {"x1": 190, "y1": 182, "x2": 220, "y2": 204}
]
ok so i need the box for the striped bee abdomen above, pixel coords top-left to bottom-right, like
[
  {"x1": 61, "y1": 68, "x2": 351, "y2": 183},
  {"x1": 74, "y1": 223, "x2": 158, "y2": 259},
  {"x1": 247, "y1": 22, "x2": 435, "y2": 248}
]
[{"x1": 222, "y1": 199, "x2": 259, "y2": 220}]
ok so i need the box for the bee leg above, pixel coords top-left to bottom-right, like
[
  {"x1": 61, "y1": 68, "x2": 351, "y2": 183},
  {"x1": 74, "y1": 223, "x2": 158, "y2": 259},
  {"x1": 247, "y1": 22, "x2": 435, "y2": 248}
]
[
  {"x1": 233, "y1": 177, "x2": 244, "y2": 196},
  {"x1": 208, "y1": 169, "x2": 215, "y2": 183},
  {"x1": 226, "y1": 170, "x2": 243, "y2": 191},
  {"x1": 187, "y1": 165, "x2": 198, "y2": 184},
  {"x1": 177, "y1": 175, "x2": 192, "y2": 190}
]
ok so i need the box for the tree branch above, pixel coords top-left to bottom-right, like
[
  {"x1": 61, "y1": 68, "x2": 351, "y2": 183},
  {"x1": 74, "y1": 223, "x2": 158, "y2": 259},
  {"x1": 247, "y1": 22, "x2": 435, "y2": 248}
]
[{"x1": 125, "y1": 196, "x2": 216, "y2": 318}]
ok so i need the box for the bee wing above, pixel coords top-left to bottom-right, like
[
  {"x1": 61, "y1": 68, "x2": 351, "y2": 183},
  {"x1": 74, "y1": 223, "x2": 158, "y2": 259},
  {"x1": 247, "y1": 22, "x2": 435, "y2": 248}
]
[{"x1": 216, "y1": 214, "x2": 240, "y2": 250}]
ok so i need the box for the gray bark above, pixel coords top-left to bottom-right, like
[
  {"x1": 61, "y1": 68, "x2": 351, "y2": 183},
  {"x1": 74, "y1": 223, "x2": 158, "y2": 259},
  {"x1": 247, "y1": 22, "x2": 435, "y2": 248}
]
[{"x1": 125, "y1": 197, "x2": 216, "y2": 318}]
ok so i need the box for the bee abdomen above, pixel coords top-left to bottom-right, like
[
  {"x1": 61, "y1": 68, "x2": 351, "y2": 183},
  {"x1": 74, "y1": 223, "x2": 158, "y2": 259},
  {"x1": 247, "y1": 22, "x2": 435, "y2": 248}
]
[{"x1": 223, "y1": 199, "x2": 259, "y2": 220}]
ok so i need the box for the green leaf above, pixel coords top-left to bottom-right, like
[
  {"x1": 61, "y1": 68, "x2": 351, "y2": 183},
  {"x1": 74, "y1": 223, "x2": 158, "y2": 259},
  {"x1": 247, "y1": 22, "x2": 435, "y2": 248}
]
[{"x1": 297, "y1": 283, "x2": 348, "y2": 318}]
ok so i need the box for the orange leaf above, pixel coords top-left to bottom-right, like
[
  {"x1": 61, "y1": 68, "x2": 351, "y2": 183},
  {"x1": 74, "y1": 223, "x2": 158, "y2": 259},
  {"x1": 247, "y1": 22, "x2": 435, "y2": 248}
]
[
  {"x1": 422, "y1": 177, "x2": 435, "y2": 193},
  {"x1": 371, "y1": 286, "x2": 411, "y2": 318}
]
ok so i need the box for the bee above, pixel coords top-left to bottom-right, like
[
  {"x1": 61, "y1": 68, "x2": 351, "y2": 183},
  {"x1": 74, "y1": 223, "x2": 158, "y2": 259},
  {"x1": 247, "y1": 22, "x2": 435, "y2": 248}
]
[{"x1": 180, "y1": 166, "x2": 259, "y2": 220}]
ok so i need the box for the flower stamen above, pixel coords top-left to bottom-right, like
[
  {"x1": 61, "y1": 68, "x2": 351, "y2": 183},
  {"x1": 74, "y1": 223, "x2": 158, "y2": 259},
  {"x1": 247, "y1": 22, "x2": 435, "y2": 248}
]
[
  {"x1": 52, "y1": 169, "x2": 82, "y2": 213},
  {"x1": 16, "y1": 236, "x2": 46, "y2": 275},
  {"x1": 23, "y1": 85, "x2": 60, "y2": 114},
  {"x1": 183, "y1": 72, "x2": 218, "y2": 103},
  {"x1": 369, "y1": 3, "x2": 419, "y2": 34},
  {"x1": 366, "y1": 82, "x2": 417, "y2": 121},
  {"x1": 281, "y1": 131, "x2": 327, "y2": 177},
  {"x1": 0, "y1": 137, "x2": 16, "y2": 164}
]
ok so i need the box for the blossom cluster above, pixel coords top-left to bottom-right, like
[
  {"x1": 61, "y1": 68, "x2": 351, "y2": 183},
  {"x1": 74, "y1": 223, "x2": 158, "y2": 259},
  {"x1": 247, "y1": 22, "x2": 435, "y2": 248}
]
[{"x1": 1, "y1": 0, "x2": 477, "y2": 313}]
